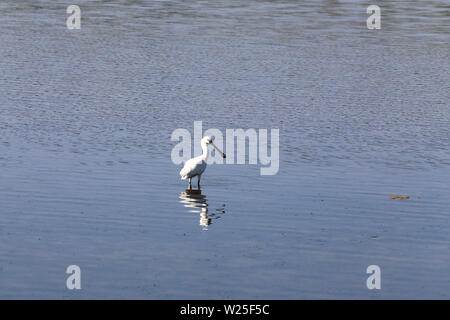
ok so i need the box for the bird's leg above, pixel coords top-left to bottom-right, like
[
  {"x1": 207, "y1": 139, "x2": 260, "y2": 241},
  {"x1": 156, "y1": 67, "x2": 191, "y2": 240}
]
[
  {"x1": 188, "y1": 178, "x2": 192, "y2": 190},
  {"x1": 197, "y1": 175, "x2": 201, "y2": 190}
]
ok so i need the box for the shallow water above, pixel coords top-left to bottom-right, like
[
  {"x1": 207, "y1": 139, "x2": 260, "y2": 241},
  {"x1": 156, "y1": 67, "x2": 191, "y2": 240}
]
[{"x1": 0, "y1": 1, "x2": 449, "y2": 299}]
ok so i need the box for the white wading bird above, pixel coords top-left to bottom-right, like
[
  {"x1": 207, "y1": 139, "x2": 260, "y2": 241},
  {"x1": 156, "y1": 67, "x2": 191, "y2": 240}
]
[{"x1": 179, "y1": 136, "x2": 226, "y2": 190}]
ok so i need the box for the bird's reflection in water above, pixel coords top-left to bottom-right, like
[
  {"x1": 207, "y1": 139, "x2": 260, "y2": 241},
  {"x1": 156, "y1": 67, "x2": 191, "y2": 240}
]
[{"x1": 179, "y1": 189, "x2": 226, "y2": 230}]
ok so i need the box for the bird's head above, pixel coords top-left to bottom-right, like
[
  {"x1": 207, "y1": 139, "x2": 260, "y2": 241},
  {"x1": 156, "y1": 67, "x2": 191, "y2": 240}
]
[
  {"x1": 202, "y1": 136, "x2": 214, "y2": 145},
  {"x1": 201, "y1": 136, "x2": 226, "y2": 158}
]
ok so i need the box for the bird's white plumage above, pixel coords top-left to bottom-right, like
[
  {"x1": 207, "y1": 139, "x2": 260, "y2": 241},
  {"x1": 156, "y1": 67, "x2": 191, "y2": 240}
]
[
  {"x1": 179, "y1": 136, "x2": 225, "y2": 189},
  {"x1": 179, "y1": 156, "x2": 207, "y2": 179}
]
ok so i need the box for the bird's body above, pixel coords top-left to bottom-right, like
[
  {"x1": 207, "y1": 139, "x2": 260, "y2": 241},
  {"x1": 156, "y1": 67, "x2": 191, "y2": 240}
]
[
  {"x1": 179, "y1": 156, "x2": 207, "y2": 180},
  {"x1": 179, "y1": 136, "x2": 225, "y2": 189}
]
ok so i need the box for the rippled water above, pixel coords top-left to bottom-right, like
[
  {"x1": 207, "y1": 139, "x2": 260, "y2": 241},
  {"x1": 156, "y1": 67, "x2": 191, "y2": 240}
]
[{"x1": 0, "y1": 1, "x2": 449, "y2": 299}]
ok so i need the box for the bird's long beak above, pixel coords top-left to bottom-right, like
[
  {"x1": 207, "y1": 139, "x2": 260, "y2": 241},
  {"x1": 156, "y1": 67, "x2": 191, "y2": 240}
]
[{"x1": 211, "y1": 142, "x2": 226, "y2": 158}]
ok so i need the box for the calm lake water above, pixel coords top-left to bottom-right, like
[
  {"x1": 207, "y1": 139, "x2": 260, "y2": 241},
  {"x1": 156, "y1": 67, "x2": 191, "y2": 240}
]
[{"x1": 0, "y1": 1, "x2": 449, "y2": 299}]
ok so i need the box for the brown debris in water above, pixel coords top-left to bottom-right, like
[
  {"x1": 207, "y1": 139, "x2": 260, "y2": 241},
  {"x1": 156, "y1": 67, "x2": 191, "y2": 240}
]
[{"x1": 389, "y1": 195, "x2": 409, "y2": 200}]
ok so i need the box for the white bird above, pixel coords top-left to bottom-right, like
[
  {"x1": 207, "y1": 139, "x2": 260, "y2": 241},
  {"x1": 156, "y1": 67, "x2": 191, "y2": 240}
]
[{"x1": 179, "y1": 136, "x2": 226, "y2": 190}]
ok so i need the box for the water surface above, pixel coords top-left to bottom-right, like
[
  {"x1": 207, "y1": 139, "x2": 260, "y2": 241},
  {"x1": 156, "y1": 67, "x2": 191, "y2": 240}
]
[{"x1": 0, "y1": 0, "x2": 449, "y2": 299}]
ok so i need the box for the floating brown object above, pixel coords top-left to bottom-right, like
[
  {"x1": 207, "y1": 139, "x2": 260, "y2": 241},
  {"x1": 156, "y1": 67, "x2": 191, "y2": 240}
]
[{"x1": 389, "y1": 195, "x2": 409, "y2": 200}]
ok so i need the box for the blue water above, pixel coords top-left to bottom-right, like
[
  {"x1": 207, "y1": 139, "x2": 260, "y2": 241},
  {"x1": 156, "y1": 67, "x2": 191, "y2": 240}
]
[{"x1": 0, "y1": 1, "x2": 449, "y2": 299}]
